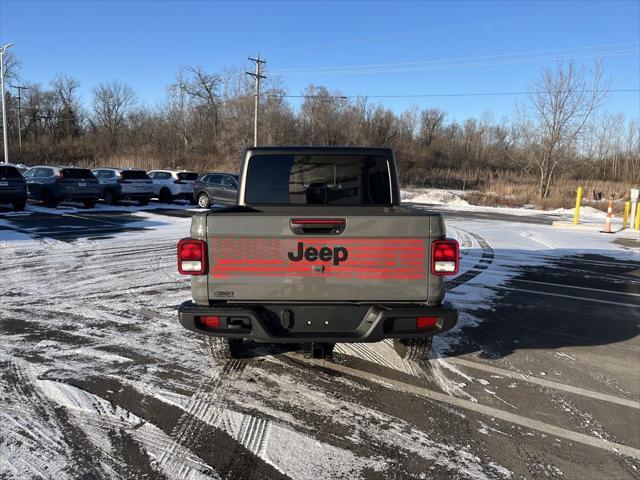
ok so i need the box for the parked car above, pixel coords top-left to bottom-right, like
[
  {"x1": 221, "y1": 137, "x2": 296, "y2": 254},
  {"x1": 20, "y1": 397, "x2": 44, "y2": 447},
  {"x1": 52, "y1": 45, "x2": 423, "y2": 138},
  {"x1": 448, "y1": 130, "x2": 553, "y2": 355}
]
[
  {"x1": 193, "y1": 173, "x2": 239, "y2": 208},
  {"x1": 23, "y1": 166, "x2": 100, "y2": 208},
  {"x1": 0, "y1": 164, "x2": 28, "y2": 211},
  {"x1": 148, "y1": 170, "x2": 198, "y2": 203},
  {"x1": 92, "y1": 168, "x2": 154, "y2": 205},
  {"x1": 14, "y1": 164, "x2": 30, "y2": 175}
]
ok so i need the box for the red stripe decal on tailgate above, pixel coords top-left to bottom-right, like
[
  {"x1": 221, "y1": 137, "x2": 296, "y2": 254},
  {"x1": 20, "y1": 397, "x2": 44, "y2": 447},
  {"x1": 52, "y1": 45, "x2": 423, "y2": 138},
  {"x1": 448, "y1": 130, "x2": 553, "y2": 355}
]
[{"x1": 210, "y1": 237, "x2": 426, "y2": 280}]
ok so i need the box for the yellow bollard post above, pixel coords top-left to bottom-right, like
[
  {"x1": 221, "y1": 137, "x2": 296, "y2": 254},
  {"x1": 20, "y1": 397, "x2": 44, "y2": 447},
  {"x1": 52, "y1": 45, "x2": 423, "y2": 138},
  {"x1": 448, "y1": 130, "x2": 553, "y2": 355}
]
[
  {"x1": 636, "y1": 203, "x2": 640, "y2": 230},
  {"x1": 573, "y1": 186, "x2": 582, "y2": 225},
  {"x1": 622, "y1": 201, "x2": 630, "y2": 230}
]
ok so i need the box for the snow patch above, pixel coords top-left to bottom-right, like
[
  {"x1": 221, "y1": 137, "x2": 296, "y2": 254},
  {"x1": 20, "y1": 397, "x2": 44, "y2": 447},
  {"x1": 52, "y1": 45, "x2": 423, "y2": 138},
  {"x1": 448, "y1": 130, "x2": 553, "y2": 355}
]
[{"x1": 402, "y1": 188, "x2": 469, "y2": 206}]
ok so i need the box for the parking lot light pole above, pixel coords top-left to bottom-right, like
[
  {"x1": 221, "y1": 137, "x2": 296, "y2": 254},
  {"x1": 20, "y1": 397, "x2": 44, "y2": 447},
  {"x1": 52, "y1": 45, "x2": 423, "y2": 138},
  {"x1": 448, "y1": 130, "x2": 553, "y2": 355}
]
[{"x1": 0, "y1": 42, "x2": 14, "y2": 164}]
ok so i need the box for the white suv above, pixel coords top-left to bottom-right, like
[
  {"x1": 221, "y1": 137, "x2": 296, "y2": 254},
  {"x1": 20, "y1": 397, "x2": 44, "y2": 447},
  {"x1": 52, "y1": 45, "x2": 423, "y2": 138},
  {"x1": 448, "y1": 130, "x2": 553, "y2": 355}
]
[{"x1": 148, "y1": 170, "x2": 199, "y2": 203}]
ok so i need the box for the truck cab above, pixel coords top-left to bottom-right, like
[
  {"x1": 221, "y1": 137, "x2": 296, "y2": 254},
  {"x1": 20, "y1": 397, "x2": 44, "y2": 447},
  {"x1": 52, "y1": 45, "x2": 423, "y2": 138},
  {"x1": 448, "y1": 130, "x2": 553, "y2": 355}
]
[{"x1": 177, "y1": 147, "x2": 458, "y2": 360}]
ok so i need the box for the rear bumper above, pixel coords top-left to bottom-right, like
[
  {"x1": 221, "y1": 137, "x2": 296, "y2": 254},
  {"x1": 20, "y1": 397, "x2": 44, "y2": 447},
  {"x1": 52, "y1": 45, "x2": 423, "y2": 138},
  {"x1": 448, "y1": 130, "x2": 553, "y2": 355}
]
[
  {"x1": 121, "y1": 191, "x2": 153, "y2": 200},
  {"x1": 178, "y1": 301, "x2": 458, "y2": 343},
  {"x1": 63, "y1": 193, "x2": 100, "y2": 201},
  {"x1": 0, "y1": 190, "x2": 27, "y2": 203}
]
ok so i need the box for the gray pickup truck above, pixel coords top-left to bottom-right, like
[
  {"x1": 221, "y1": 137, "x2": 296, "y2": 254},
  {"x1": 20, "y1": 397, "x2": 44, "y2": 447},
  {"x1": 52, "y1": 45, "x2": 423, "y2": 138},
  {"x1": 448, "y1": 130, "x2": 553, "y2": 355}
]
[{"x1": 178, "y1": 147, "x2": 458, "y2": 360}]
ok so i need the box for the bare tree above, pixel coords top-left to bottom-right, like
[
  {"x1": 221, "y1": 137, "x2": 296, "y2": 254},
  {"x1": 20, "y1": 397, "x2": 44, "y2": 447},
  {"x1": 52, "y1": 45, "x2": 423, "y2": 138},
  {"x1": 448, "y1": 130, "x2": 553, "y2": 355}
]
[
  {"x1": 1, "y1": 50, "x2": 20, "y2": 82},
  {"x1": 520, "y1": 61, "x2": 608, "y2": 198},
  {"x1": 51, "y1": 74, "x2": 82, "y2": 140},
  {"x1": 419, "y1": 108, "x2": 445, "y2": 148},
  {"x1": 300, "y1": 85, "x2": 348, "y2": 145},
  {"x1": 178, "y1": 66, "x2": 221, "y2": 137},
  {"x1": 91, "y1": 80, "x2": 136, "y2": 147}
]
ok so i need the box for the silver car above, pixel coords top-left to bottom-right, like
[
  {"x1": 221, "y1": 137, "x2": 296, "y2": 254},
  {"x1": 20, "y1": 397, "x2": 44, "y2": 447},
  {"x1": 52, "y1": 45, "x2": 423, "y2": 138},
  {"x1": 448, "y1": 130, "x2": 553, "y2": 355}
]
[
  {"x1": 148, "y1": 170, "x2": 198, "y2": 204},
  {"x1": 92, "y1": 168, "x2": 154, "y2": 205}
]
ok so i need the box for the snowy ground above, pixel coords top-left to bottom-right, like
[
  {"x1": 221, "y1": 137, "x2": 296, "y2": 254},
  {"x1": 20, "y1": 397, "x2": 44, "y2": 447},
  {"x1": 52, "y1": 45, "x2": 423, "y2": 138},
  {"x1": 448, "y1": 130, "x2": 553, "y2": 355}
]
[{"x1": 0, "y1": 197, "x2": 638, "y2": 479}]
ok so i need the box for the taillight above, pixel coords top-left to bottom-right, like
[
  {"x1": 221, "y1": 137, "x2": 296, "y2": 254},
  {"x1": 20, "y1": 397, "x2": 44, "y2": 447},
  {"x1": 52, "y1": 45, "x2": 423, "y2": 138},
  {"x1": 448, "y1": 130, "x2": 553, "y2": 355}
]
[
  {"x1": 177, "y1": 238, "x2": 207, "y2": 275},
  {"x1": 197, "y1": 316, "x2": 220, "y2": 328},
  {"x1": 416, "y1": 316, "x2": 438, "y2": 328},
  {"x1": 431, "y1": 239, "x2": 459, "y2": 275}
]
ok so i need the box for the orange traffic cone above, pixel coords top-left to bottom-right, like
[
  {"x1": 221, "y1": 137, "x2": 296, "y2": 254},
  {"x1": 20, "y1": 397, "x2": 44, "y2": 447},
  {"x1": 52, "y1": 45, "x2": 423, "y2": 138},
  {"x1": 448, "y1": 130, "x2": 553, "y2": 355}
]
[{"x1": 601, "y1": 197, "x2": 614, "y2": 234}]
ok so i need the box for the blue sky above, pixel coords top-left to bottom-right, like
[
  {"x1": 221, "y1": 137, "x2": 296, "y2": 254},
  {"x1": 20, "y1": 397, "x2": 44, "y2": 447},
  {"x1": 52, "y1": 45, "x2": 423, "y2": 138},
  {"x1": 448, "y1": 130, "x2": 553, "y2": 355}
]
[{"x1": 1, "y1": 0, "x2": 638, "y2": 122}]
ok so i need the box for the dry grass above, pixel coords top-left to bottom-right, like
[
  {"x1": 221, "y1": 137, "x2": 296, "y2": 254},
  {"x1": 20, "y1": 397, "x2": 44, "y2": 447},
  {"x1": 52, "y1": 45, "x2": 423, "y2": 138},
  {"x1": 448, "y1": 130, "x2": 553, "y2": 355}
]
[
  {"x1": 462, "y1": 177, "x2": 634, "y2": 213},
  {"x1": 405, "y1": 167, "x2": 636, "y2": 213}
]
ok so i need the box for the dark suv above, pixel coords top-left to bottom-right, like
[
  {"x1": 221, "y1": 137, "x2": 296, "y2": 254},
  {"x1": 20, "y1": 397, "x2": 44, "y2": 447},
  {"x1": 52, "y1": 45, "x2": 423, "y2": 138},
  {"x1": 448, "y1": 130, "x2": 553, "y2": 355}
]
[
  {"x1": 92, "y1": 168, "x2": 154, "y2": 205},
  {"x1": 24, "y1": 166, "x2": 100, "y2": 208},
  {"x1": 193, "y1": 173, "x2": 238, "y2": 208},
  {"x1": 0, "y1": 164, "x2": 28, "y2": 211}
]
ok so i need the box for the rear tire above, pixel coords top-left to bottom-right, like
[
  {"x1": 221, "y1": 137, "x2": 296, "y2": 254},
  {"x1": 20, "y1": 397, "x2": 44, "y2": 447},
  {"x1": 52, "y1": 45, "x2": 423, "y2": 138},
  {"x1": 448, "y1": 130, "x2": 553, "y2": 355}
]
[
  {"x1": 138, "y1": 198, "x2": 150, "y2": 206},
  {"x1": 83, "y1": 199, "x2": 97, "y2": 209},
  {"x1": 393, "y1": 337, "x2": 433, "y2": 360},
  {"x1": 205, "y1": 337, "x2": 243, "y2": 360},
  {"x1": 104, "y1": 189, "x2": 118, "y2": 205},
  {"x1": 12, "y1": 201, "x2": 26, "y2": 211},
  {"x1": 197, "y1": 192, "x2": 211, "y2": 209},
  {"x1": 159, "y1": 188, "x2": 173, "y2": 203},
  {"x1": 42, "y1": 190, "x2": 59, "y2": 208}
]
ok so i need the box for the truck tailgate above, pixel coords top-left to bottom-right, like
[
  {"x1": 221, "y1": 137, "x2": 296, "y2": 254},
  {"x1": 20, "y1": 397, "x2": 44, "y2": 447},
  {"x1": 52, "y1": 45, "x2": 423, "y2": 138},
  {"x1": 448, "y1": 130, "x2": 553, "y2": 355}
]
[{"x1": 205, "y1": 213, "x2": 440, "y2": 302}]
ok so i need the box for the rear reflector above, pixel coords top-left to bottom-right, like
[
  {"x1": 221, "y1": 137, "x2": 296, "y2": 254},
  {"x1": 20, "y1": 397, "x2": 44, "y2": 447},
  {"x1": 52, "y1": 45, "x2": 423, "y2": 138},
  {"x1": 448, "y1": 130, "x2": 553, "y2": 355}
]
[
  {"x1": 416, "y1": 316, "x2": 438, "y2": 328},
  {"x1": 177, "y1": 238, "x2": 207, "y2": 275},
  {"x1": 197, "y1": 315, "x2": 220, "y2": 328},
  {"x1": 431, "y1": 239, "x2": 459, "y2": 276}
]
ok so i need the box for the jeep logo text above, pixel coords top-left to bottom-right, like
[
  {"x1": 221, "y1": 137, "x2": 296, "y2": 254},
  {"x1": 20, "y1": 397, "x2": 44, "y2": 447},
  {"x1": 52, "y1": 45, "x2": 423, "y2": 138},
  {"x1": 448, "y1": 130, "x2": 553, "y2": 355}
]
[{"x1": 287, "y1": 242, "x2": 348, "y2": 265}]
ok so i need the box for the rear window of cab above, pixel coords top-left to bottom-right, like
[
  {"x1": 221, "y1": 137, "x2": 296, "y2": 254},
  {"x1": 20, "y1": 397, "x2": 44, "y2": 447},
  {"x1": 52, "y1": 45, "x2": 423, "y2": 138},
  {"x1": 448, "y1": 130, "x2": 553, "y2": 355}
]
[{"x1": 244, "y1": 154, "x2": 392, "y2": 205}]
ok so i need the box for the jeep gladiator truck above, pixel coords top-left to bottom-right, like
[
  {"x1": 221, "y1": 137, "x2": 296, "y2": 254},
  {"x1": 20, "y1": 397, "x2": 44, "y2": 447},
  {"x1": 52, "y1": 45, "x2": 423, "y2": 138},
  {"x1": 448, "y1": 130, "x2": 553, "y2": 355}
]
[{"x1": 177, "y1": 147, "x2": 458, "y2": 360}]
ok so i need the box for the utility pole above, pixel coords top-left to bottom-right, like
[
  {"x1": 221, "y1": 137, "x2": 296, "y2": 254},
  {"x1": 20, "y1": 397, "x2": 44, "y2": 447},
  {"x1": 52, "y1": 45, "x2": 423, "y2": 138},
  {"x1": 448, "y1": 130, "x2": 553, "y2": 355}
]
[
  {"x1": 246, "y1": 55, "x2": 266, "y2": 147},
  {"x1": 10, "y1": 85, "x2": 28, "y2": 156},
  {"x1": 1, "y1": 42, "x2": 14, "y2": 164}
]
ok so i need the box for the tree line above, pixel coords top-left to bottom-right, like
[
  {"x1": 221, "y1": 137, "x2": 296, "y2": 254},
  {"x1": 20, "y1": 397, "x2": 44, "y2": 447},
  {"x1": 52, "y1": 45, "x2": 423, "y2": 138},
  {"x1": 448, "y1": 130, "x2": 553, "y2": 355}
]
[{"x1": 1, "y1": 53, "x2": 638, "y2": 199}]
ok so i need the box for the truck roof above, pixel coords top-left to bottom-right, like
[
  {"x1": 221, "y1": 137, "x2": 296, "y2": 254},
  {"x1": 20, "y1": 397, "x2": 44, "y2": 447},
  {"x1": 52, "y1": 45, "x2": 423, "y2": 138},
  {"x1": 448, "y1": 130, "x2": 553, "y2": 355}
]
[{"x1": 244, "y1": 146, "x2": 394, "y2": 157}]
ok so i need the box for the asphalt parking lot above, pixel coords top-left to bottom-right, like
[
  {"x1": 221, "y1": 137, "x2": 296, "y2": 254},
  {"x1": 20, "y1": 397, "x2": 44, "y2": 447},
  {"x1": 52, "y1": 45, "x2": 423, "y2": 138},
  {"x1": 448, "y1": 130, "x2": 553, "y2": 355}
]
[{"x1": 0, "y1": 202, "x2": 639, "y2": 479}]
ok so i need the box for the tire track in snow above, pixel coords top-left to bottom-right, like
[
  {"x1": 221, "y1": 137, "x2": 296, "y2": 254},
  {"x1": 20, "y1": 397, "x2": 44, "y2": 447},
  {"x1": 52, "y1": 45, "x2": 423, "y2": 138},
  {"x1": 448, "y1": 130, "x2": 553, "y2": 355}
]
[
  {"x1": 0, "y1": 361, "x2": 74, "y2": 479},
  {"x1": 446, "y1": 227, "x2": 495, "y2": 292},
  {"x1": 157, "y1": 349, "x2": 250, "y2": 479},
  {"x1": 3, "y1": 362, "x2": 68, "y2": 452},
  {"x1": 38, "y1": 377, "x2": 215, "y2": 479},
  {"x1": 236, "y1": 415, "x2": 272, "y2": 458}
]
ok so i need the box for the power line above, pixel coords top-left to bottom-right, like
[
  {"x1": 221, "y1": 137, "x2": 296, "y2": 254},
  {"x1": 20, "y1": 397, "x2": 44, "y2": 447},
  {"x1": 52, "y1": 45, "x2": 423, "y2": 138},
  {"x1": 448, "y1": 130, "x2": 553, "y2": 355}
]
[
  {"x1": 272, "y1": 89, "x2": 639, "y2": 100},
  {"x1": 270, "y1": 48, "x2": 639, "y2": 76},
  {"x1": 272, "y1": 42, "x2": 639, "y2": 73}
]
